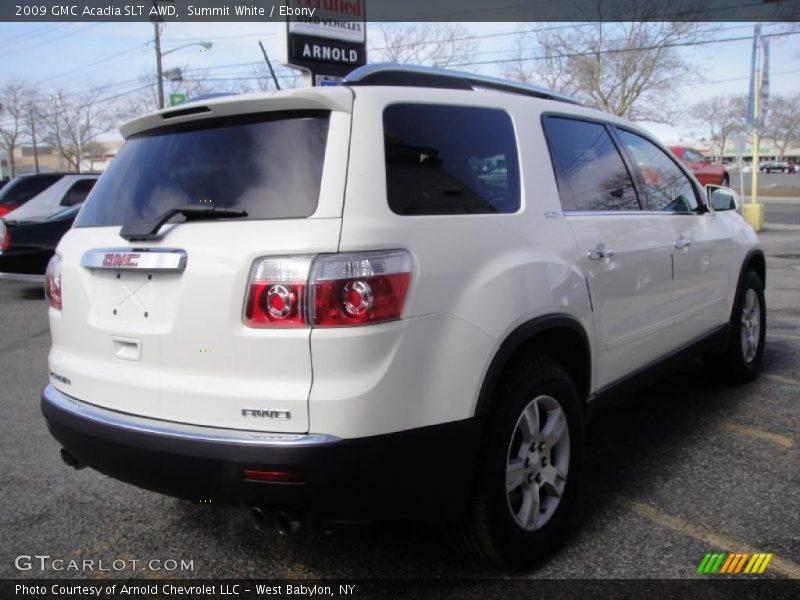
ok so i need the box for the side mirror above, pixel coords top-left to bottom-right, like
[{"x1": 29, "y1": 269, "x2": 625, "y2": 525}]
[{"x1": 706, "y1": 185, "x2": 738, "y2": 212}]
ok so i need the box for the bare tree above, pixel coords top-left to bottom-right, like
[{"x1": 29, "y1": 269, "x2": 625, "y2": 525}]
[
  {"x1": 248, "y1": 63, "x2": 303, "y2": 92},
  {"x1": 763, "y1": 94, "x2": 800, "y2": 159},
  {"x1": 0, "y1": 79, "x2": 31, "y2": 177},
  {"x1": 39, "y1": 87, "x2": 117, "y2": 172},
  {"x1": 503, "y1": 25, "x2": 577, "y2": 94},
  {"x1": 370, "y1": 23, "x2": 477, "y2": 68},
  {"x1": 506, "y1": 21, "x2": 708, "y2": 123},
  {"x1": 690, "y1": 95, "x2": 747, "y2": 158}
]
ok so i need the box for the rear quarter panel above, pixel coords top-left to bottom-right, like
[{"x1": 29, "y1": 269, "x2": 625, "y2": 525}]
[{"x1": 309, "y1": 88, "x2": 594, "y2": 438}]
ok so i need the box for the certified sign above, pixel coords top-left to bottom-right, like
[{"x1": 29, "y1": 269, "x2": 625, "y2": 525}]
[
  {"x1": 287, "y1": 0, "x2": 366, "y2": 44},
  {"x1": 280, "y1": 0, "x2": 367, "y2": 83}
]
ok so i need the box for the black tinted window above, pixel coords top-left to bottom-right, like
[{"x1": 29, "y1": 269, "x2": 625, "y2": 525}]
[
  {"x1": 77, "y1": 111, "x2": 329, "y2": 228},
  {"x1": 61, "y1": 178, "x2": 96, "y2": 207},
  {"x1": 383, "y1": 104, "x2": 520, "y2": 215},
  {"x1": 618, "y1": 130, "x2": 699, "y2": 212},
  {"x1": 0, "y1": 174, "x2": 63, "y2": 206},
  {"x1": 544, "y1": 117, "x2": 639, "y2": 211}
]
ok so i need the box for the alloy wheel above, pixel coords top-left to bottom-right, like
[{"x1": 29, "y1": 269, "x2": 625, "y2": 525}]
[
  {"x1": 740, "y1": 288, "x2": 761, "y2": 363},
  {"x1": 505, "y1": 395, "x2": 570, "y2": 531}
]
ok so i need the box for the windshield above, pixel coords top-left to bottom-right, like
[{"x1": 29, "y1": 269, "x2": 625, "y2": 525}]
[{"x1": 76, "y1": 111, "x2": 330, "y2": 228}]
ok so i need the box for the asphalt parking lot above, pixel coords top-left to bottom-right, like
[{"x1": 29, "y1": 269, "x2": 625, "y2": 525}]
[{"x1": 1, "y1": 228, "x2": 798, "y2": 582}]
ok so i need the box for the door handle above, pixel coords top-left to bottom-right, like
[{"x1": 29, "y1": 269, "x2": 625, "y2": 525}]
[
  {"x1": 587, "y1": 247, "x2": 615, "y2": 260},
  {"x1": 674, "y1": 238, "x2": 691, "y2": 250}
]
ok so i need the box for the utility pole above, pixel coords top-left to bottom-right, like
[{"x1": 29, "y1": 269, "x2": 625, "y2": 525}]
[
  {"x1": 29, "y1": 106, "x2": 39, "y2": 173},
  {"x1": 743, "y1": 24, "x2": 766, "y2": 231},
  {"x1": 154, "y1": 22, "x2": 165, "y2": 110}
]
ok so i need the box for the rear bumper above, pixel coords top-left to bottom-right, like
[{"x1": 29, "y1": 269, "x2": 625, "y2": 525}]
[{"x1": 41, "y1": 385, "x2": 482, "y2": 523}]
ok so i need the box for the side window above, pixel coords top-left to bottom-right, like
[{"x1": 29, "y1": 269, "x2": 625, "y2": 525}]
[
  {"x1": 383, "y1": 104, "x2": 520, "y2": 215},
  {"x1": 543, "y1": 117, "x2": 639, "y2": 212},
  {"x1": 618, "y1": 131, "x2": 700, "y2": 212},
  {"x1": 61, "y1": 179, "x2": 96, "y2": 207}
]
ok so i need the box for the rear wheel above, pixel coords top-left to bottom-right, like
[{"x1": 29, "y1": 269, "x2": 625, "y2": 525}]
[
  {"x1": 448, "y1": 356, "x2": 584, "y2": 568},
  {"x1": 704, "y1": 269, "x2": 765, "y2": 382},
  {"x1": 721, "y1": 173, "x2": 730, "y2": 187}
]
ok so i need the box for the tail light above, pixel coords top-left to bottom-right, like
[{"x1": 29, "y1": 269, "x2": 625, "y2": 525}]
[
  {"x1": 0, "y1": 221, "x2": 8, "y2": 253},
  {"x1": 309, "y1": 250, "x2": 412, "y2": 327},
  {"x1": 0, "y1": 206, "x2": 14, "y2": 218},
  {"x1": 244, "y1": 256, "x2": 314, "y2": 328},
  {"x1": 244, "y1": 250, "x2": 413, "y2": 328},
  {"x1": 44, "y1": 254, "x2": 62, "y2": 310}
]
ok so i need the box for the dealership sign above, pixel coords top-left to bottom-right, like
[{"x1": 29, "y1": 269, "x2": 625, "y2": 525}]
[{"x1": 280, "y1": 0, "x2": 367, "y2": 84}]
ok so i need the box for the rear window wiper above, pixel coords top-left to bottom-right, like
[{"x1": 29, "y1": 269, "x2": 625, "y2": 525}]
[{"x1": 119, "y1": 205, "x2": 247, "y2": 241}]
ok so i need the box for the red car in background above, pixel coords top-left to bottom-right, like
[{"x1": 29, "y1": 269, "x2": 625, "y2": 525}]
[{"x1": 669, "y1": 146, "x2": 729, "y2": 187}]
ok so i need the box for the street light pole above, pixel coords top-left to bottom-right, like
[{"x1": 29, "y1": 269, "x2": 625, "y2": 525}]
[{"x1": 153, "y1": 22, "x2": 165, "y2": 110}]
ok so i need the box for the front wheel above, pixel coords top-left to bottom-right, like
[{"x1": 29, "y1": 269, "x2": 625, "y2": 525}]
[
  {"x1": 704, "y1": 269, "x2": 766, "y2": 382},
  {"x1": 448, "y1": 356, "x2": 584, "y2": 568}
]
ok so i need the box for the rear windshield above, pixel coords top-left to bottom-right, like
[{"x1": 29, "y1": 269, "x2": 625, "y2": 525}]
[
  {"x1": 76, "y1": 111, "x2": 330, "y2": 228},
  {"x1": 0, "y1": 174, "x2": 64, "y2": 207}
]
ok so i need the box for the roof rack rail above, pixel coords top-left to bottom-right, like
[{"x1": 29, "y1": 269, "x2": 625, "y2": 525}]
[{"x1": 342, "y1": 64, "x2": 580, "y2": 105}]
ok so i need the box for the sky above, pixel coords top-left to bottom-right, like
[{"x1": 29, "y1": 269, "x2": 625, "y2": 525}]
[{"x1": 0, "y1": 20, "x2": 798, "y2": 143}]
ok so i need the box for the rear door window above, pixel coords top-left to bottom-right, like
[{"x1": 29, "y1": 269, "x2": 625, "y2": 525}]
[
  {"x1": 76, "y1": 111, "x2": 330, "y2": 228},
  {"x1": 543, "y1": 117, "x2": 640, "y2": 212},
  {"x1": 383, "y1": 104, "x2": 520, "y2": 215}
]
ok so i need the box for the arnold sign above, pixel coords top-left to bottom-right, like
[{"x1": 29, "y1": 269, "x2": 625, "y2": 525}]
[{"x1": 280, "y1": 0, "x2": 367, "y2": 82}]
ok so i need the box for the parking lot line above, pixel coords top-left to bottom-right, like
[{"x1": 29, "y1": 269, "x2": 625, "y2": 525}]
[
  {"x1": 763, "y1": 373, "x2": 800, "y2": 387},
  {"x1": 721, "y1": 422, "x2": 795, "y2": 449},
  {"x1": 618, "y1": 498, "x2": 800, "y2": 579}
]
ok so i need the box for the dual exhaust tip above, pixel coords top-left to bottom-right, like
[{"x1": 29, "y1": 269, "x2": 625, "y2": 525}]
[
  {"x1": 251, "y1": 506, "x2": 302, "y2": 536},
  {"x1": 60, "y1": 448, "x2": 302, "y2": 536}
]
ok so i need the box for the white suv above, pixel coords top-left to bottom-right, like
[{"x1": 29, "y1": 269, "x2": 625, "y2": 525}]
[{"x1": 41, "y1": 65, "x2": 765, "y2": 568}]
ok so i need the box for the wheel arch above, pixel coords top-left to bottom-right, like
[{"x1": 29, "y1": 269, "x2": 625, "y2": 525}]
[{"x1": 474, "y1": 314, "x2": 591, "y2": 418}]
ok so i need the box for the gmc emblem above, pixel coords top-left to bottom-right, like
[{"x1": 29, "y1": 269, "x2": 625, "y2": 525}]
[
  {"x1": 241, "y1": 408, "x2": 292, "y2": 420},
  {"x1": 102, "y1": 253, "x2": 140, "y2": 268}
]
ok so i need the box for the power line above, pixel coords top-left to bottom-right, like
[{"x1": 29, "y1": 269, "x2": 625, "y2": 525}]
[
  {"x1": 35, "y1": 43, "x2": 149, "y2": 84},
  {"x1": 2, "y1": 23, "x2": 102, "y2": 58},
  {"x1": 0, "y1": 23, "x2": 67, "y2": 50},
  {"x1": 447, "y1": 30, "x2": 800, "y2": 68}
]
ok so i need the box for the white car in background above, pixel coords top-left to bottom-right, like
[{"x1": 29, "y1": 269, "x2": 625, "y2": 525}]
[{"x1": 3, "y1": 174, "x2": 98, "y2": 222}]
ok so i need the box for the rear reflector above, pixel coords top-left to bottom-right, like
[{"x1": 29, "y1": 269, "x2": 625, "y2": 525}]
[{"x1": 242, "y1": 469, "x2": 304, "y2": 484}]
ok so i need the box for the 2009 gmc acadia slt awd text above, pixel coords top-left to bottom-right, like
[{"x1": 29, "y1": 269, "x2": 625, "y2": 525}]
[{"x1": 41, "y1": 65, "x2": 765, "y2": 568}]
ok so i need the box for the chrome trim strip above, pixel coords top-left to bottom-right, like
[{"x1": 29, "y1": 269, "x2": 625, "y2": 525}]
[
  {"x1": 43, "y1": 385, "x2": 339, "y2": 446},
  {"x1": 81, "y1": 248, "x2": 187, "y2": 271}
]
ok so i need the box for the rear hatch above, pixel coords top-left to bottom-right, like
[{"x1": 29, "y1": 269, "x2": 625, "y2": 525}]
[{"x1": 48, "y1": 89, "x2": 353, "y2": 433}]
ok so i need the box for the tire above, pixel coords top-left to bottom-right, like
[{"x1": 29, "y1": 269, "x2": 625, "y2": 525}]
[
  {"x1": 721, "y1": 173, "x2": 729, "y2": 187},
  {"x1": 704, "y1": 269, "x2": 766, "y2": 383},
  {"x1": 447, "y1": 356, "x2": 585, "y2": 568}
]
